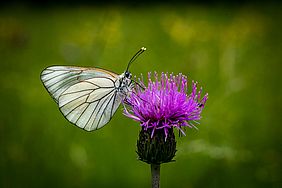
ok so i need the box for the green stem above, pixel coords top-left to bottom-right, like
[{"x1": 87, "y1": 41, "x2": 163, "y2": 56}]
[{"x1": 151, "y1": 164, "x2": 160, "y2": 188}]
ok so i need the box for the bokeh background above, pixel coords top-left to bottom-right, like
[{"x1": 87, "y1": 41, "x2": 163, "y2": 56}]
[{"x1": 1, "y1": 1, "x2": 281, "y2": 187}]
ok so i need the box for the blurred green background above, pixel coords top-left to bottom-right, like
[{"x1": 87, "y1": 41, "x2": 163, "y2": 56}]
[{"x1": 1, "y1": 2, "x2": 281, "y2": 188}]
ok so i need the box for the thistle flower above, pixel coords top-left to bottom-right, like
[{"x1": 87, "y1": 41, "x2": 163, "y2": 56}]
[
  {"x1": 124, "y1": 72, "x2": 208, "y2": 188},
  {"x1": 124, "y1": 72, "x2": 208, "y2": 140}
]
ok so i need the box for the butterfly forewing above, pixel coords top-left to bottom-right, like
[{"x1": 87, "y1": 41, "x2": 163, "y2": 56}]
[
  {"x1": 41, "y1": 66, "x2": 118, "y2": 102},
  {"x1": 41, "y1": 66, "x2": 124, "y2": 131}
]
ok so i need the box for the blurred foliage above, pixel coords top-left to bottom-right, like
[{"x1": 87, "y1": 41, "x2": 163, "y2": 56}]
[{"x1": 0, "y1": 3, "x2": 281, "y2": 188}]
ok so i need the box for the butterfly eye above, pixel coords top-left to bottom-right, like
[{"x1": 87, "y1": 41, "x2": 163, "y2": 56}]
[{"x1": 125, "y1": 71, "x2": 131, "y2": 78}]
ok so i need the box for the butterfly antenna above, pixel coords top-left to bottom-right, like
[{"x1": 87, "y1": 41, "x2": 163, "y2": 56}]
[{"x1": 126, "y1": 47, "x2": 146, "y2": 72}]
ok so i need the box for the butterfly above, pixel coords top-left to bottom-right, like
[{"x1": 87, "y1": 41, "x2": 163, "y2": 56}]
[{"x1": 40, "y1": 47, "x2": 146, "y2": 131}]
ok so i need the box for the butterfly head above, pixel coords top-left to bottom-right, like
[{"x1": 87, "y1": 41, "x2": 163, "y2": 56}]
[
  {"x1": 118, "y1": 71, "x2": 132, "y2": 86},
  {"x1": 124, "y1": 71, "x2": 132, "y2": 79},
  {"x1": 118, "y1": 47, "x2": 146, "y2": 91}
]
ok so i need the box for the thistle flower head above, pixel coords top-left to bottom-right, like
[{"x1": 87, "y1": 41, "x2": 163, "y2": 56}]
[{"x1": 124, "y1": 72, "x2": 208, "y2": 139}]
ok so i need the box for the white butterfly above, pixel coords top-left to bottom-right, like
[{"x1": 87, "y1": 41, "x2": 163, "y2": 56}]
[{"x1": 41, "y1": 47, "x2": 146, "y2": 131}]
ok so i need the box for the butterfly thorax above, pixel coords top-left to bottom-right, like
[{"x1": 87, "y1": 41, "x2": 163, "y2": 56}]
[{"x1": 116, "y1": 71, "x2": 133, "y2": 95}]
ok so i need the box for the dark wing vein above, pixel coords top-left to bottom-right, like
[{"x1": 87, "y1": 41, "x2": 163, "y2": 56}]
[
  {"x1": 50, "y1": 76, "x2": 115, "y2": 95},
  {"x1": 62, "y1": 88, "x2": 115, "y2": 121},
  {"x1": 82, "y1": 100, "x2": 100, "y2": 129},
  {"x1": 60, "y1": 92, "x2": 91, "y2": 109},
  {"x1": 84, "y1": 77, "x2": 116, "y2": 86},
  {"x1": 96, "y1": 90, "x2": 117, "y2": 130},
  {"x1": 64, "y1": 99, "x2": 88, "y2": 117},
  {"x1": 75, "y1": 102, "x2": 91, "y2": 125},
  {"x1": 46, "y1": 73, "x2": 81, "y2": 89},
  {"x1": 41, "y1": 70, "x2": 55, "y2": 76},
  {"x1": 110, "y1": 90, "x2": 117, "y2": 117},
  {"x1": 43, "y1": 71, "x2": 75, "y2": 83},
  {"x1": 60, "y1": 88, "x2": 97, "y2": 96}
]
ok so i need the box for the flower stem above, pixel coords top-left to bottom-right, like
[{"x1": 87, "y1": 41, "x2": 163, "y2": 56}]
[{"x1": 151, "y1": 164, "x2": 160, "y2": 188}]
